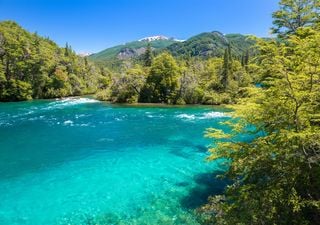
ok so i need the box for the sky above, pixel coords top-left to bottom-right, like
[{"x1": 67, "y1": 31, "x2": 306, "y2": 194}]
[{"x1": 0, "y1": 0, "x2": 279, "y2": 53}]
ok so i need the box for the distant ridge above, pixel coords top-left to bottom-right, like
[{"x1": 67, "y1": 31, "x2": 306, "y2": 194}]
[
  {"x1": 167, "y1": 31, "x2": 255, "y2": 58},
  {"x1": 89, "y1": 31, "x2": 256, "y2": 65},
  {"x1": 89, "y1": 36, "x2": 178, "y2": 62}
]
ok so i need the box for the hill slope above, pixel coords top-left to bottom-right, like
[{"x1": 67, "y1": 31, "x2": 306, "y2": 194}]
[
  {"x1": 167, "y1": 31, "x2": 255, "y2": 58},
  {"x1": 0, "y1": 21, "x2": 101, "y2": 101},
  {"x1": 89, "y1": 36, "x2": 178, "y2": 62},
  {"x1": 90, "y1": 32, "x2": 256, "y2": 66}
]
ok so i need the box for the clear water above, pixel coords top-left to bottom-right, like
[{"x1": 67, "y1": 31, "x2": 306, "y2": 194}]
[{"x1": 0, "y1": 97, "x2": 230, "y2": 225}]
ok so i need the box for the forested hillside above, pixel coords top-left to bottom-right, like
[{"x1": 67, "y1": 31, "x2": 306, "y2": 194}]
[
  {"x1": 88, "y1": 29, "x2": 257, "y2": 105},
  {"x1": 0, "y1": 21, "x2": 105, "y2": 101},
  {"x1": 89, "y1": 37, "x2": 178, "y2": 63},
  {"x1": 89, "y1": 31, "x2": 256, "y2": 69},
  {"x1": 167, "y1": 32, "x2": 255, "y2": 58},
  {"x1": 95, "y1": 44, "x2": 254, "y2": 105}
]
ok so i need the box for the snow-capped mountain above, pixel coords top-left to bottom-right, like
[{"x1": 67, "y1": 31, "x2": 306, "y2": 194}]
[
  {"x1": 173, "y1": 38, "x2": 185, "y2": 42},
  {"x1": 138, "y1": 35, "x2": 169, "y2": 42},
  {"x1": 78, "y1": 52, "x2": 92, "y2": 57}
]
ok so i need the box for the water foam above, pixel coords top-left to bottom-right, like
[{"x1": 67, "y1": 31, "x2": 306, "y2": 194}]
[
  {"x1": 63, "y1": 120, "x2": 74, "y2": 125},
  {"x1": 176, "y1": 111, "x2": 229, "y2": 121},
  {"x1": 176, "y1": 114, "x2": 196, "y2": 120},
  {"x1": 200, "y1": 111, "x2": 229, "y2": 119},
  {"x1": 46, "y1": 98, "x2": 99, "y2": 110}
]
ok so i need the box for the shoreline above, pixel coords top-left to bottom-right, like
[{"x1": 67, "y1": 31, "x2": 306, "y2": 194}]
[
  {"x1": 0, "y1": 95, "x2": 233, "y2": 109},
  {"x1": 103, "y1": 102, "x2": 231, "y2": 109}
]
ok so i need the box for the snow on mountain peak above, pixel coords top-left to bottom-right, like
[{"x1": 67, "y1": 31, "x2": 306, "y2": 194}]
[
  {"x1": 78, "y1": 52, "x2": 92, "y2": 57},
  {"x1": 139, "y1": 35, "x2": 169, "y2": 42}
]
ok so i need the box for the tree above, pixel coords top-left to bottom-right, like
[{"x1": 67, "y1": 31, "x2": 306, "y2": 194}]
[
  {"x1": 111, "y1": 65, "x2": 146, "y2": 103},
  {"x1": 241, "y1": 50, "x2": 249, "y2": 69},
  {"x1": 201, "y1": 27, "x2": 320, "y2": 225},
  {"x1": 0, "y1": 64, "x2": 7, "y2": 100},
  {"x1": 221, "y1": 45, "x2": 232, "y2": 89},
  {"x1": 272, "y1": 0, "x2": 320, "y2": 38},
  {"x1": 141, "y1": 52, "x2": 180, "y2": 103},
  {"x1": 142, "y1": 43, "x2": 153, "y2": 67},
  {"x1": 64, "y1": 42, "x2": 71, "y2": 57},
  {"x1": 0, "y1": 21, "x2": 102, "y2": 101},
  {"x1": 5, "y1": 79, "x2": 32, "y2": 101}
]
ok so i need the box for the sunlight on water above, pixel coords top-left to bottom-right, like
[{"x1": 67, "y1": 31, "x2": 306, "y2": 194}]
[{"x1": 0, "y1": 98, "x2": 230, "y2": 225}]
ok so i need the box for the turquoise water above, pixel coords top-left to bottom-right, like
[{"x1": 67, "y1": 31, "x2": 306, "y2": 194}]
[{"x1": 0, "y1": 98, "x2": 230, "y2": 225}]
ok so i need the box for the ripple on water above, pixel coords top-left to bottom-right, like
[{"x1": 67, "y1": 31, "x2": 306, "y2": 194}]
[{"x1": 0, "y1": 98, "x2": 230, "y2": 225}]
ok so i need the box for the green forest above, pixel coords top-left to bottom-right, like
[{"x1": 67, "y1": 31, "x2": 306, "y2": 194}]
[
  {"x1": 0, "y1": 21, "x2": 106, "y2": 101},
  {"x1": 0, "y1": 0, "x2": 319, "y2": 224},
  {"x1": 0, "y1": 21, "x2": 254, "y2": 104}
]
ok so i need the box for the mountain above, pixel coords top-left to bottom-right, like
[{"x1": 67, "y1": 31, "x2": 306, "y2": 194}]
[
  {"x1": 166, "y1": 31, "x2": 255, "y2": 58},
  {"x1": 89, "y1": 32, "x2": 256, "y2": 66},
  {"x1": 89, "y1": 36, "x2": 178, "y2": 62}
]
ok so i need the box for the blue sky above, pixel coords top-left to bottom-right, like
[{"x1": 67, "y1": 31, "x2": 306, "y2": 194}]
[{"x1": 0, "y1": 0, "x2": 279, "y2": 53}]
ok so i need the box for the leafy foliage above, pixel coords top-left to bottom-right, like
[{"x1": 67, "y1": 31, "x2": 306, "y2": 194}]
[
  {"x1": 272, "y1": 0, "x2": 320, "y2": 38},
  {"x1": 139, "y1": 52, "x2": 180, "y2": 103},
  {"x1": 96, "y1": 49, "x2": 253, "y2": 104},
  {"x1": 0, "y1": 21, "x2": 104, "y2": 101},
  {"x1": 0, "y1": 22, "x2": 256, "y2": 106},
  {"x1": 201, "y1": 11, "x2": 320, "y2": 225}
]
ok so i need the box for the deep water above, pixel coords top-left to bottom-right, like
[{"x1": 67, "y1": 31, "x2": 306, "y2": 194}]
[{"x1": 0, "y1": 98, "x2": 231, "y2": 225}]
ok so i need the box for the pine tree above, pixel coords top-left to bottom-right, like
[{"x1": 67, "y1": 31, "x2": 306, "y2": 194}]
[
  {"x1": 227, "y1": 44, "x2": 232, "y2": 61},
  {"x1": 241, "y1": 50, "x2": 249, "y2": 71},
  {"x1": 244, "y1": 50, "x2": 249, "y2": 66},
  {"x1": 241, "y1": 53, "x2": 245, "y2": 67},
  {"x1": 221, "y1": 45, "x2": 232, "y2": 89},
  {"x1": 64, "y1": 42, "x2": 70, "y2": 57},
  {"x1": 142, "y1": 43, "x2": 153, "y2": 67}
]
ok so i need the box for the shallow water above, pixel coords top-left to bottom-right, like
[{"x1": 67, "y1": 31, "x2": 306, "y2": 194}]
[{"x1": 0, "y1": 98, "x2": 230, "y2": 224}]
